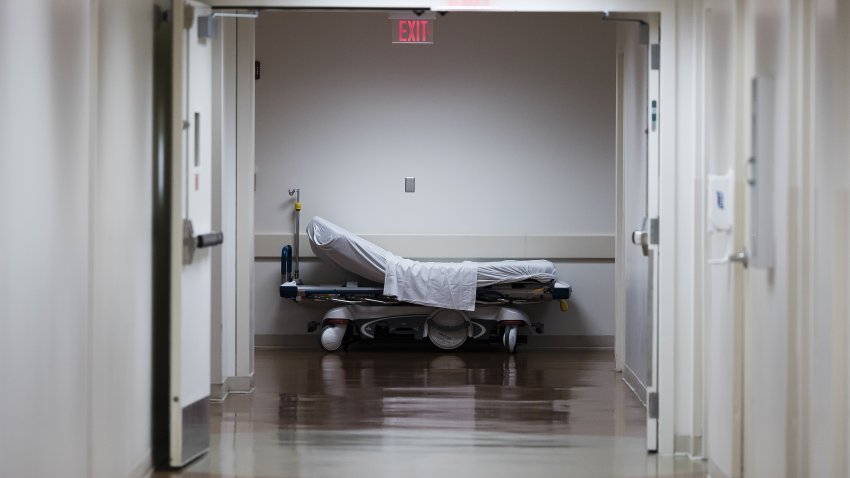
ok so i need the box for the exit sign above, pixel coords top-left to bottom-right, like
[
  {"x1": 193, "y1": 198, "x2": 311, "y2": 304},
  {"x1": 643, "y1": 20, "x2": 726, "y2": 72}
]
[{"x1": 390, "y1": 14, "x2": 435, "y2": 44}]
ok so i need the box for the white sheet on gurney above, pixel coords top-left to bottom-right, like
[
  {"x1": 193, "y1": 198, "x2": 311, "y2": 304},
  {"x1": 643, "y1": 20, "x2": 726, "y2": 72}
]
[
  {"x1": 307, "y1": 216, "x2": 557, "y2": 309},
  {"x1": 384, "y1": 256, "x2": 478, "y2": 311}
]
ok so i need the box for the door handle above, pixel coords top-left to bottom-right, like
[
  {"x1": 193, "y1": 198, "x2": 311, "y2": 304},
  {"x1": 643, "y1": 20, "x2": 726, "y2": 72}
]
[
  {"x1": 632, "y1": 217, "x2": 650, "y2": 257},
  {"x1": 708, "y1": 249, "x2": 749, "y2": 268},
  {"x1": 195, "y1": 232, "x2": 224, "y2": 248},
  {"x1": 632, "y1": 230, "x2": 649, "y2": 256},
  {"x1": 183, "y1": 219, "x2": 224, "y2": 265}
]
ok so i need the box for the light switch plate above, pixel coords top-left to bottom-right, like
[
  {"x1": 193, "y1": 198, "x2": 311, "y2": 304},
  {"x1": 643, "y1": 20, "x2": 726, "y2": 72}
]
[{"x1": 405, "y1": 177, "x2": 415, "y2": 193}]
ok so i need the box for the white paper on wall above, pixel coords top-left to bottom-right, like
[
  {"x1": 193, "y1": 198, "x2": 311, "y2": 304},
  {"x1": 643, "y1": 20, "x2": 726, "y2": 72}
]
[{"x1": 708, "y1": 169, "x2": 734, "y2": 233}]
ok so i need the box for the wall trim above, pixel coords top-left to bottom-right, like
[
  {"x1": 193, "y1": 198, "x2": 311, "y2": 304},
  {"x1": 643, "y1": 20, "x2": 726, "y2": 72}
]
[
  {"x1": 255, "y1": 233, "x2": 615, "y2": 260},
  {"x1": 255, "y1": 334, "x2": 614, "y2": 349}
]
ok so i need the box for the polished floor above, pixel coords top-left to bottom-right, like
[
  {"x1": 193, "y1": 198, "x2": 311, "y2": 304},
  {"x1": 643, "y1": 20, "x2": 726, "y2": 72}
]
[{"x1": 155, "y1": 346, "x2": 706, "y2": 478}]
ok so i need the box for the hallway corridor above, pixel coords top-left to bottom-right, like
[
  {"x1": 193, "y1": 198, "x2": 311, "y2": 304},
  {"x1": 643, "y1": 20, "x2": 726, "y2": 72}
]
[{"x1": 154, "y1": 348, "x2": 706, "y2": 477}]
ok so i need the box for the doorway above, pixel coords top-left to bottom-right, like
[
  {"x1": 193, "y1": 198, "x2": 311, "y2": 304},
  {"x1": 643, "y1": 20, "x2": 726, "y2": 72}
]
[{"x1": 152, "y1": 0, "x2": 675, "y2": 470}]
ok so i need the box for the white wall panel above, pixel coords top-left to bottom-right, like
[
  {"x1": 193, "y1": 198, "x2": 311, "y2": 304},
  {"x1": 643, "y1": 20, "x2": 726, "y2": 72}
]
[
  {"x1": 89, "y1": 0, "x2": 154, "y2": 476},
  {"x1": 0, "y1": 2, "x2": 93, "y2": 477},
  {"x1": 702, "y1": 0, "x2": 742, "y2": 475},
  {"x1": 0, "y1": 1, "x2": 155, "y2": 477},
  {"x1": 673, "y1": 1, "x2": 699, "y2": 448},
  {"x1": 236, "y1": 18, "x2": 257, "y2": 378},
  {"x1": 212, "y1": 16, "x2": 240, "y2": 390},
  {"x1": 742, "y1": 1, "x2": 792, "y2": 476},
  {"x1": 806, "y1": 0, "x2": 850, "y2": 476}
]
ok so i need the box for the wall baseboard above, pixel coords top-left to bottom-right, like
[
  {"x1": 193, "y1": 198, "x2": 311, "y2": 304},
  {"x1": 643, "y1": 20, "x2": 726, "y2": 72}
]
[
  {"x1": 210, "y1": 375, "x2": 255, "y2": 402},
  {"x1": 526, "y1": 335, "x2": 614, "y2": 349},
  {"x1": 708, "y1": 458, "x2": 735, "y2": 478},
  {"x1": 622, "y1": 363, "x2": 647, "y2": 407},
  {"x1": 256, "y1": 334, "x2": 316, "y2": 348},
  {"x1": 674, "y1": 435, "x2": 703, "y2": 458},
  {"x1": 255, "y1": 334, "x2": 613, "y2": 350},
  {"x1": 255, "y1": 233, "x2": 614, "y2": 261},
  {"x1": 210, "y1": 382, "x2": 229, "y2": 401},
  {"x1": 132, "y1": 451, "x2": 152, "y2": 478},
  {"x1": 228, "y1": 375, "x2": 254, "y2": 393}
]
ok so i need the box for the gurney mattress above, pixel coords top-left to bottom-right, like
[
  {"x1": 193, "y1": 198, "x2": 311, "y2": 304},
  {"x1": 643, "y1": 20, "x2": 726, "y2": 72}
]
[{"x1": 307, "y1": 216, "x2": 557, "y2": 286}]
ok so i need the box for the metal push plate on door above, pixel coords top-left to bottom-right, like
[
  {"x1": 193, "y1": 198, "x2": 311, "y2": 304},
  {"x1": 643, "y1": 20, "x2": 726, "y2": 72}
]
[{"x1": 183, "y1": 219, "x2": 224, "y2": 265}]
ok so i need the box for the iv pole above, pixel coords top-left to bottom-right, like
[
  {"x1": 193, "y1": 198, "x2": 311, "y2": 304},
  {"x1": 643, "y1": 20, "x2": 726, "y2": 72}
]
[{"x1": 288, "y1": 188, "x2": 301, "y2": 283}]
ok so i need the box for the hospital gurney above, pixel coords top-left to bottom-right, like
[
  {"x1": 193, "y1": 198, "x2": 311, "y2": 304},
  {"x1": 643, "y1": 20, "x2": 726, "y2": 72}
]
[{"x1": 279, "y1": 217, "x2": 571, "y2": 353}]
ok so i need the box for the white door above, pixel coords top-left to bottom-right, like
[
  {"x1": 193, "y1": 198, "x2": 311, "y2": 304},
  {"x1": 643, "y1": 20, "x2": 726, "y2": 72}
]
[
  {"x1": 619, "y1": 16, "x2": 660, "y2": 452},
  {"x1": 169, "y1": 0, "x2": 216, "y2": 467}
]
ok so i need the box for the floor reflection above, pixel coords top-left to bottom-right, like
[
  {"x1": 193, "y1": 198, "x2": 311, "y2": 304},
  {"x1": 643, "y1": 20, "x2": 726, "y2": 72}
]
[
  {"x1": 266, "y1": 349, "x2": 639, "y2": 437},
  {"x1": 155, "y1": 348, "x2": 706, "y2": 478}
]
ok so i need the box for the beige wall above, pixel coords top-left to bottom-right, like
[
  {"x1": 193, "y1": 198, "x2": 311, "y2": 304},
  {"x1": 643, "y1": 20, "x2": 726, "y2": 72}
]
[
  {"x1": 254, "y1": 11, "x2": 617, "y2": 236},
  {"x1": 253, "y1": 11, "x2": 618, "y2": 340}
]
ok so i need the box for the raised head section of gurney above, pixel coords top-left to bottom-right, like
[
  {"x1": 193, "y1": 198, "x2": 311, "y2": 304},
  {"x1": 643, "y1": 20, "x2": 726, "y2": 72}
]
[{"x1": 307, "y1": 216, "x2": 391, "y2": 284}]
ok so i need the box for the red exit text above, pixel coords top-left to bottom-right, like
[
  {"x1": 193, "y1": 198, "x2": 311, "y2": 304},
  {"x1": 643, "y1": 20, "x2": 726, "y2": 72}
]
[{"x1": 392, "y1": 19, "x2": 433, "y2": 44}]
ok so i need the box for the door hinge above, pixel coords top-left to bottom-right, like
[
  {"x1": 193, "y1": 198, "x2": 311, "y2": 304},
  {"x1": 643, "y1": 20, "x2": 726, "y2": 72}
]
[
  {"x1": 651, "y1": 44, "x2": 660, "y2": 70},
  {"x1": 649, "y1": 217, "x2": 659, "y2": 245},
  {"x1": 648, "y1": 391, "x2": 659, "y2": 419},
  {"x1": 255, "y1": 61, "x2": 261, "y2": 80},
  {"x1": 154, "y1": 6, "x2": 170, "y2": 29},
  {"x1": 184, "y1": 4, "x2": 195, "y2": 30}
]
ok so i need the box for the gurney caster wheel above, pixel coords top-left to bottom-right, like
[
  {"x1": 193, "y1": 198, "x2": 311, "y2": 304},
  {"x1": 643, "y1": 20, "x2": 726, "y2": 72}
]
[
  {"x1": 503, "y1": 325, "x2": 518, "y2": 353},
  {"x1": 320, "y1": 325, "x2": 346, "y2": 352}
]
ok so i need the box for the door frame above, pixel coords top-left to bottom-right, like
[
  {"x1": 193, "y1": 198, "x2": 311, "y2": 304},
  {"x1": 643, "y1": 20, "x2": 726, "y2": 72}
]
[
  {"x1": 615, "y1": 49, "x2": 626, "y2": 373},
  {"x1": 613, "y1": 15, "x2": 659, "y2": 452},
  {"x1": 196, "y1": 0, "x2": 684, "y2": 456},
  {"x1": 152, "y1": 0, "x2": 175, "y2": 466}
]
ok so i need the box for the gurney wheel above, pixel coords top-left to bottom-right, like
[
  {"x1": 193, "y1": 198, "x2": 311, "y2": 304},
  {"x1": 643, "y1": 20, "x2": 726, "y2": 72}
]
[
  {"x1": 503, "y1": 325, "x2": 518, "y2": 353},
  {"x1": 427, "y1": 309, "x2": 469, "y2": 351},
  {"x1": 320, "y1": 325, "x2": 346, "y2": 352}
]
